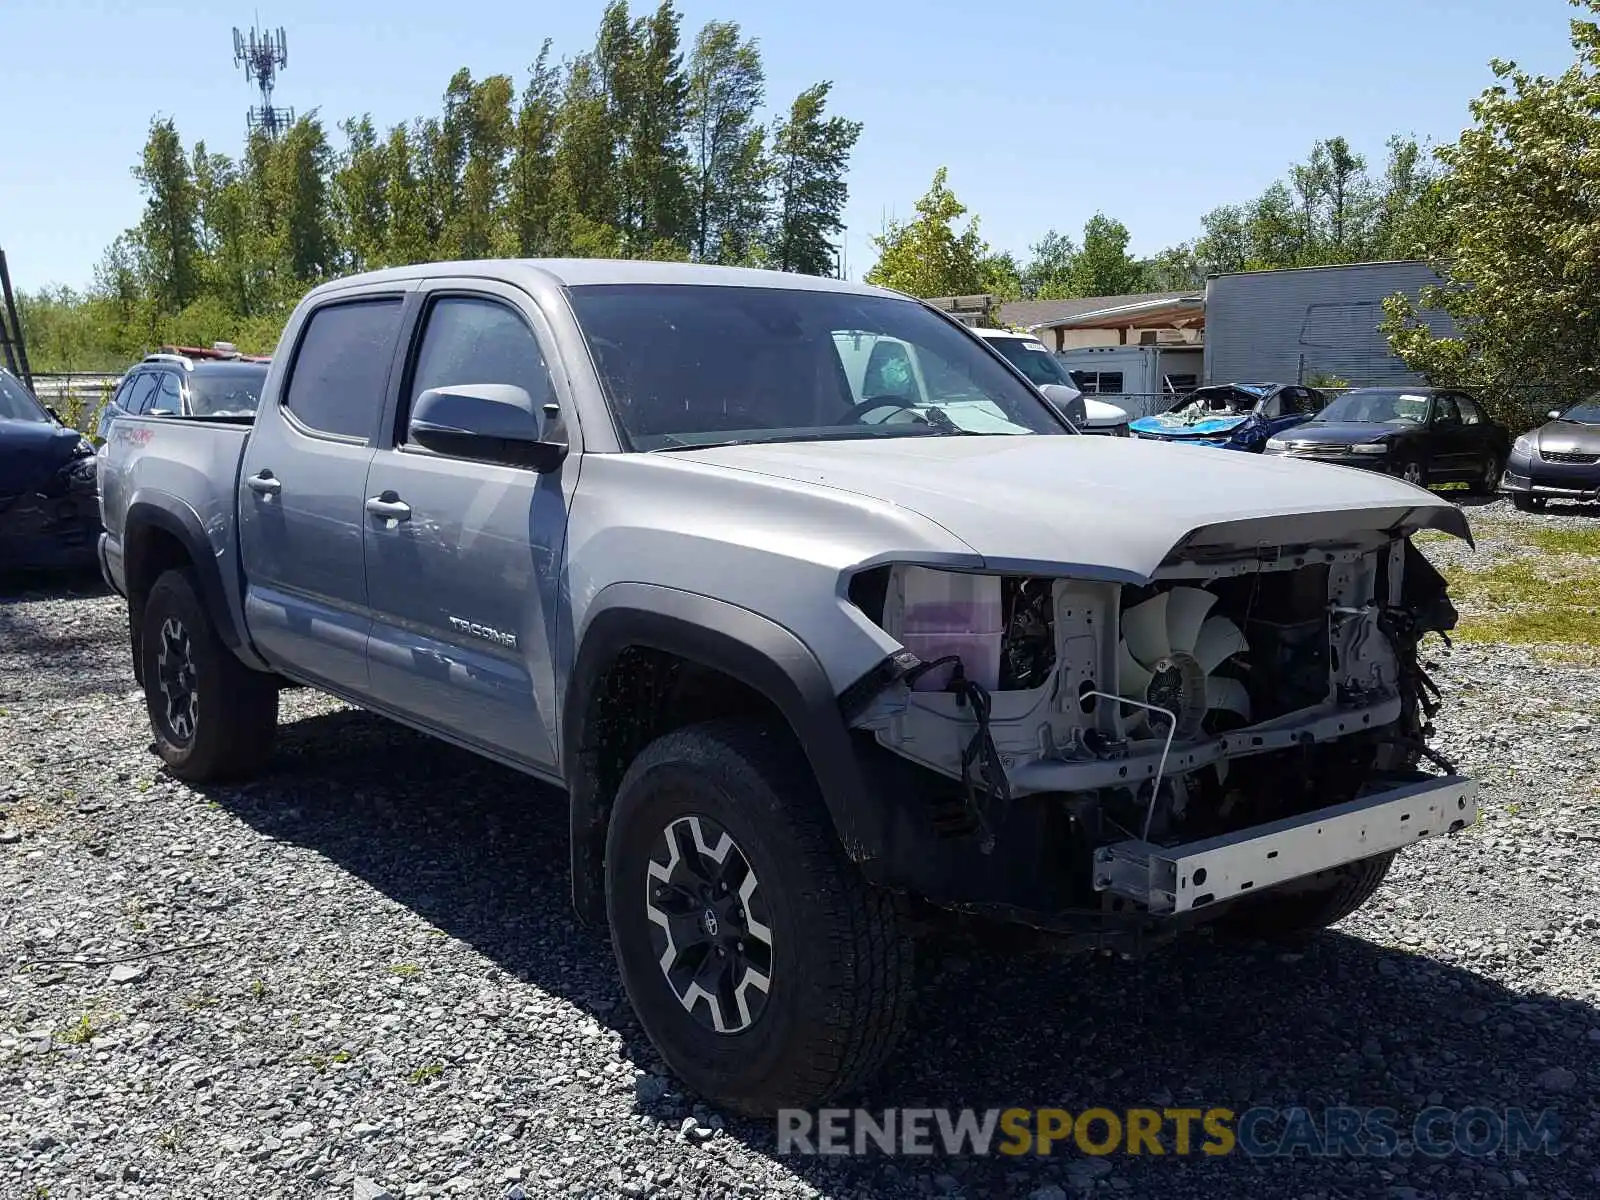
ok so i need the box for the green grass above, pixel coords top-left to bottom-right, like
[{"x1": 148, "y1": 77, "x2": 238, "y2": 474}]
[
  {"x1": 1443, "y1": 557, "x2": 1600, "y2": 646},
  {"x1": 1530, "y1": 527, "x2": 1600, "y2": 556},
  {"x1": 387, "y1": 963, "x2": 421, "y2": 979},
  {"x1": 408, "y1": 1062, "x2": 444, "y2": 1085}
]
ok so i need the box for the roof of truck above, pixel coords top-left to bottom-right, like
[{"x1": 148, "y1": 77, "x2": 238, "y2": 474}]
[{"x1": 308, "y1": 259, "x2": 895, "y2": 299}]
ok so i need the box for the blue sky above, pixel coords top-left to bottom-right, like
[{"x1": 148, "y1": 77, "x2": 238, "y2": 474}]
[{"x1": 0, "y1": 0, "x2": 1581, "y2": 292}]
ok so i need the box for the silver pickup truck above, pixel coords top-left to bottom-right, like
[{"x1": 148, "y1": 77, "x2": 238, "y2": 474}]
[{"x1": 97, "y1": 259, "x2": 1478, "y2": 1115}]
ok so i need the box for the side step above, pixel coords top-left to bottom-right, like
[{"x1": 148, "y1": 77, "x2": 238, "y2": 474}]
[{"x1": 1093, "y1": 774, "x2": 1478, "y2": 914}]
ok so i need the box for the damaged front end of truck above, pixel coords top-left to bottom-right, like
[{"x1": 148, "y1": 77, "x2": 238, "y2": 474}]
[{"x1": 841, "y1": 509, "x2": 1476, "y2": 948}]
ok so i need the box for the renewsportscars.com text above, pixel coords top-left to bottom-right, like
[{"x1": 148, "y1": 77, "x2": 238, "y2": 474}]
[{"x1": 777, "y1": 1106, "x2": 1564, "y2": 1159}]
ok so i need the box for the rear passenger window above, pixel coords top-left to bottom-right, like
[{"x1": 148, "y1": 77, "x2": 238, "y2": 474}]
[
  {"x1": 284, "y1": 298, "x2": 404, "y2": 440},
  {"x1": 405, "y1": 296, "x2": 555, "y2": 441}
]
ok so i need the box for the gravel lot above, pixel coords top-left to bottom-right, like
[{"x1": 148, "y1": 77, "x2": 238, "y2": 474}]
[{"x1": 3, "y1": 503, "x2": 1598, "y2": 1200}]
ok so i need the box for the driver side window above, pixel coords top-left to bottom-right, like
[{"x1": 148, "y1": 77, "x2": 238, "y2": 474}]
[{"x1": 404, "y1": 296, "x2": 555, "y2": 448}]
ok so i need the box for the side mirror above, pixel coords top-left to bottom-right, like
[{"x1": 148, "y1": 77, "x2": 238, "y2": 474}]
[
  {"x1": 1038, "y1": 383, "x2": 1088, "y2": 428},
  {"x1": 409, "y1": 383, "x2": 567, "y2": 472},
  {"x1": 1548, "y1": 410, "x2": 1562, "y2": 420}
]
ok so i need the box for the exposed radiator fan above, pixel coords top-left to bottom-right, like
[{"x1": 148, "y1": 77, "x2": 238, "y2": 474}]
[{"x1": 1117, "y1": 587, "x2": 1251, "y2": 738}]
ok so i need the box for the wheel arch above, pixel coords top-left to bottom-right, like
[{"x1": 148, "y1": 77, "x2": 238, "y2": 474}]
[
  {"x1": 123, "y1": 494, "x2": 254, "y2": 664},
  {"x1": 562, "y1": 583, "x2": 890, "y2": 928}
]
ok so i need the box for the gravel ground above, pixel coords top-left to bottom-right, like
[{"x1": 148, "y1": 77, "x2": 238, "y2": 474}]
[{"x1": 2, "y1": 507, "x2": 1598, "y2": 1200}]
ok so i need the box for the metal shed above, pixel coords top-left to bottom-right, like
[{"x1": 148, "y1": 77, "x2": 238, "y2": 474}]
[{"x1": 1203, "y1": 261, "x2": 1457, "y2": 387}]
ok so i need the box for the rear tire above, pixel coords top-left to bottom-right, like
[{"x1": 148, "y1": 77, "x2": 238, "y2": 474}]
[
  {"x1": 140, "y1": 568, "x2": 278, "y2": 782},
  {"x1": 1215, "y1": 852, "x2": 1396, "y2": 939},
  {"x1": 1397, "y1": 458, "x2": 1428, "y2": 488},
  {"x1": 605, "y1": 718, "x2": 912, "y2": 1116}
]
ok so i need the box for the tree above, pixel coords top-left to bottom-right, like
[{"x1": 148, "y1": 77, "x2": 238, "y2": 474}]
[
  {"x1": 332, "y1": 116, "x2": 391, "y2": 271},
  {"x1": 552, "y1": 55, "x2": 620, "y2": 252},
  {"x1": 1067, "y1": 213, "x2": 1147, "y2": 297},
  {"x1": 1141, "y1": 243, "x2": 1204, "y2": 291},
  {"x1": 131, "y1": 118, "x2": 202, "y2": 312},
  {"x1": 452, "y1": 73, "x2": 516, "y2": 258},
  {"x1": 267, "y1": 116, "x2": 338, "y2": 284},
  {"x1": 1383, "y1": 0, "x2": 1600, "y2": 414},
  {"x1": 865, "y1": 167, "x2": 992, "y2": 297},
  {"x1": 384, "y1": 123, "x2": 431, "y2": 265},
  {"x1": 1021, "y1": 230, "x2": 1077, "y2": 299},
  {"x1": 508, "y1": 43, "x2": 563, "y2": 256},
  {"x1": 768, "y1": 82, "x2": 861, "y2": 275},
  {"x1": 686, "y1": 20, "x2": 765, "y2": 262},
  {"x1": 619, "y1": 1, "x2": 693, "y2": 251}
]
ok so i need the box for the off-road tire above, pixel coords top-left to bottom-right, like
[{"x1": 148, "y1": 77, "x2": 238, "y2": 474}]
[
  {"x1": 1215, "y1": 851, "x2": 1396, "y2": 940},
  {"x1": 605, "y1": 718, "x2": 912, "y2": 1116},
  {"x1": 140, "y1": 567, "x2": 278, "y2": 782}
]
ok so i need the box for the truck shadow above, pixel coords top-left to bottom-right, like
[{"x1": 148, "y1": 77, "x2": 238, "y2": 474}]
[{"x1": 199, "y1": 706, "x2": 1598, "y2": 1199}]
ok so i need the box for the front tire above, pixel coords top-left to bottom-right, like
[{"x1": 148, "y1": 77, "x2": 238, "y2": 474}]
[
  {"x1": 1468, "y1": 454, "x2": 1502, "y2": 495},
  {"x1": 140, "y1": 568, "x2": 278, "y2": 781},
  {"x1": 1397, "y1": 458, "x2": 1428, "y2": 488},
  {"x1": 1216, "y1": 852, "x2": 1396, "y2": 939},
  {"x1": 605, "y1": 718, "x2": 912, "y2": 1116}
]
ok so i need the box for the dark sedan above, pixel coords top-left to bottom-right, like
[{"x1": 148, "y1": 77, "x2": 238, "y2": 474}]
[
  {"x1": 1261, "y1": 386, "x2": 1509, "y2": 492},
  {"x1": 0, "y1": 368, "x2": 102, "y2": 573},
  {"x1": 1501, "y1": 397, "x2": 1600, "y2": 510}
]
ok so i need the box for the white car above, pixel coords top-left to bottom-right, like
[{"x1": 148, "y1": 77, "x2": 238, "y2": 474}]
[{"x1": 972, "y1": 326, "x2": 1132, "y2": 435}]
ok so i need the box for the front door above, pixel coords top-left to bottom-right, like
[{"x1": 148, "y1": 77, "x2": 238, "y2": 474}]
[
  {"x1": 362, "y1": 283, "x2": 580, "y2": 772},
  {"x1": 237, "y1": 292, "x2": 411, "y2": 695}
]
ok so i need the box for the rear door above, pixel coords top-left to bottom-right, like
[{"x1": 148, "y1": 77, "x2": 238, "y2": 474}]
[
  {"x1": 237, "y1": 289, "x2": 412, "y2": 695},
  {"x1": 362, "y1": 280, "x2": 580, "y2": 772}
]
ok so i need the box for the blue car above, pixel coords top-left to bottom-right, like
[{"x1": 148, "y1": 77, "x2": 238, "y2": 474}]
[{"x1": 1129, "y1": 382, "x2": 1326, "y2": 451}]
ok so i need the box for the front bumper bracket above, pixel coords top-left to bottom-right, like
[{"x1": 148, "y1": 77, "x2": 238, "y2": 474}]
[{"x1": 1093, "y1": 773, "x2": 1478, "y2": 914}]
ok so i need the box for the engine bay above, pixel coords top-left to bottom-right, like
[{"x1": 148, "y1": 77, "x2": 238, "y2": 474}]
[{"x1": 847, "y1": 532, "x2": 1453, "y2": 852}]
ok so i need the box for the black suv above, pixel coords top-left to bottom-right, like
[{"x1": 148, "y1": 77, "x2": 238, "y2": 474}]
[{"x1": 96, "y1": 347, "x2": 269, "y2": 443}]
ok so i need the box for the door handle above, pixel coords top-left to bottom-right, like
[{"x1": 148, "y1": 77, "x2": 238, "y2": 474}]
[
  {"x1": 246, "y1": 471, "x2": 281, "y2": 496},
  {"x1": 365, "y1": 492, "x2": 412, "y2": 522}
]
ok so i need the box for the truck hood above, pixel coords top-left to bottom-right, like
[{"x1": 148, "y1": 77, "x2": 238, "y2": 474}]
[{"x1": 677, "y1": 434, "x2": 1471, "y2": 580}]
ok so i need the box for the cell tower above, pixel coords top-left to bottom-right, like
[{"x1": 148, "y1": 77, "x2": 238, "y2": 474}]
[{"x1": 233, "y1": 23, "x2": 294, "y2": 138}]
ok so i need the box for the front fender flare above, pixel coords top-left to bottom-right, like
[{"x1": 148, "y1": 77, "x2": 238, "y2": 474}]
[{"x1": 562, "y1": 582, "x2": 889, "y2": 927}]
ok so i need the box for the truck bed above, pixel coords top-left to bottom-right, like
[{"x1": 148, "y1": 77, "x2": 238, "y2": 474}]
[{"x1": 97, "y1": 415, "x2": 253, "y2": 622}]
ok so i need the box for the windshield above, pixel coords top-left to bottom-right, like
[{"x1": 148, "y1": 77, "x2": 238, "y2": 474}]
[
  {"x1": 1558, "y1": 397, "x2": 1600, "y2": 424},
  {"x1": 0, "y1": 371, "x2": 49, "y2": 423},
  {"x1": 567, "y1": 284, "x2": 1069, "y2": 451},
  {"x1": 1164, "y1": 385, "x2": 1264, "y2": 419},
  {"x1": 188, "y1": 364, "x2": 267, "y2": 416},
  {"x1": 1314, "y1": 389, "x2": 1431, "y2": 425},
  {"x1": 981, "y1": 335, "x2": 1072, "y2": 387}
]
